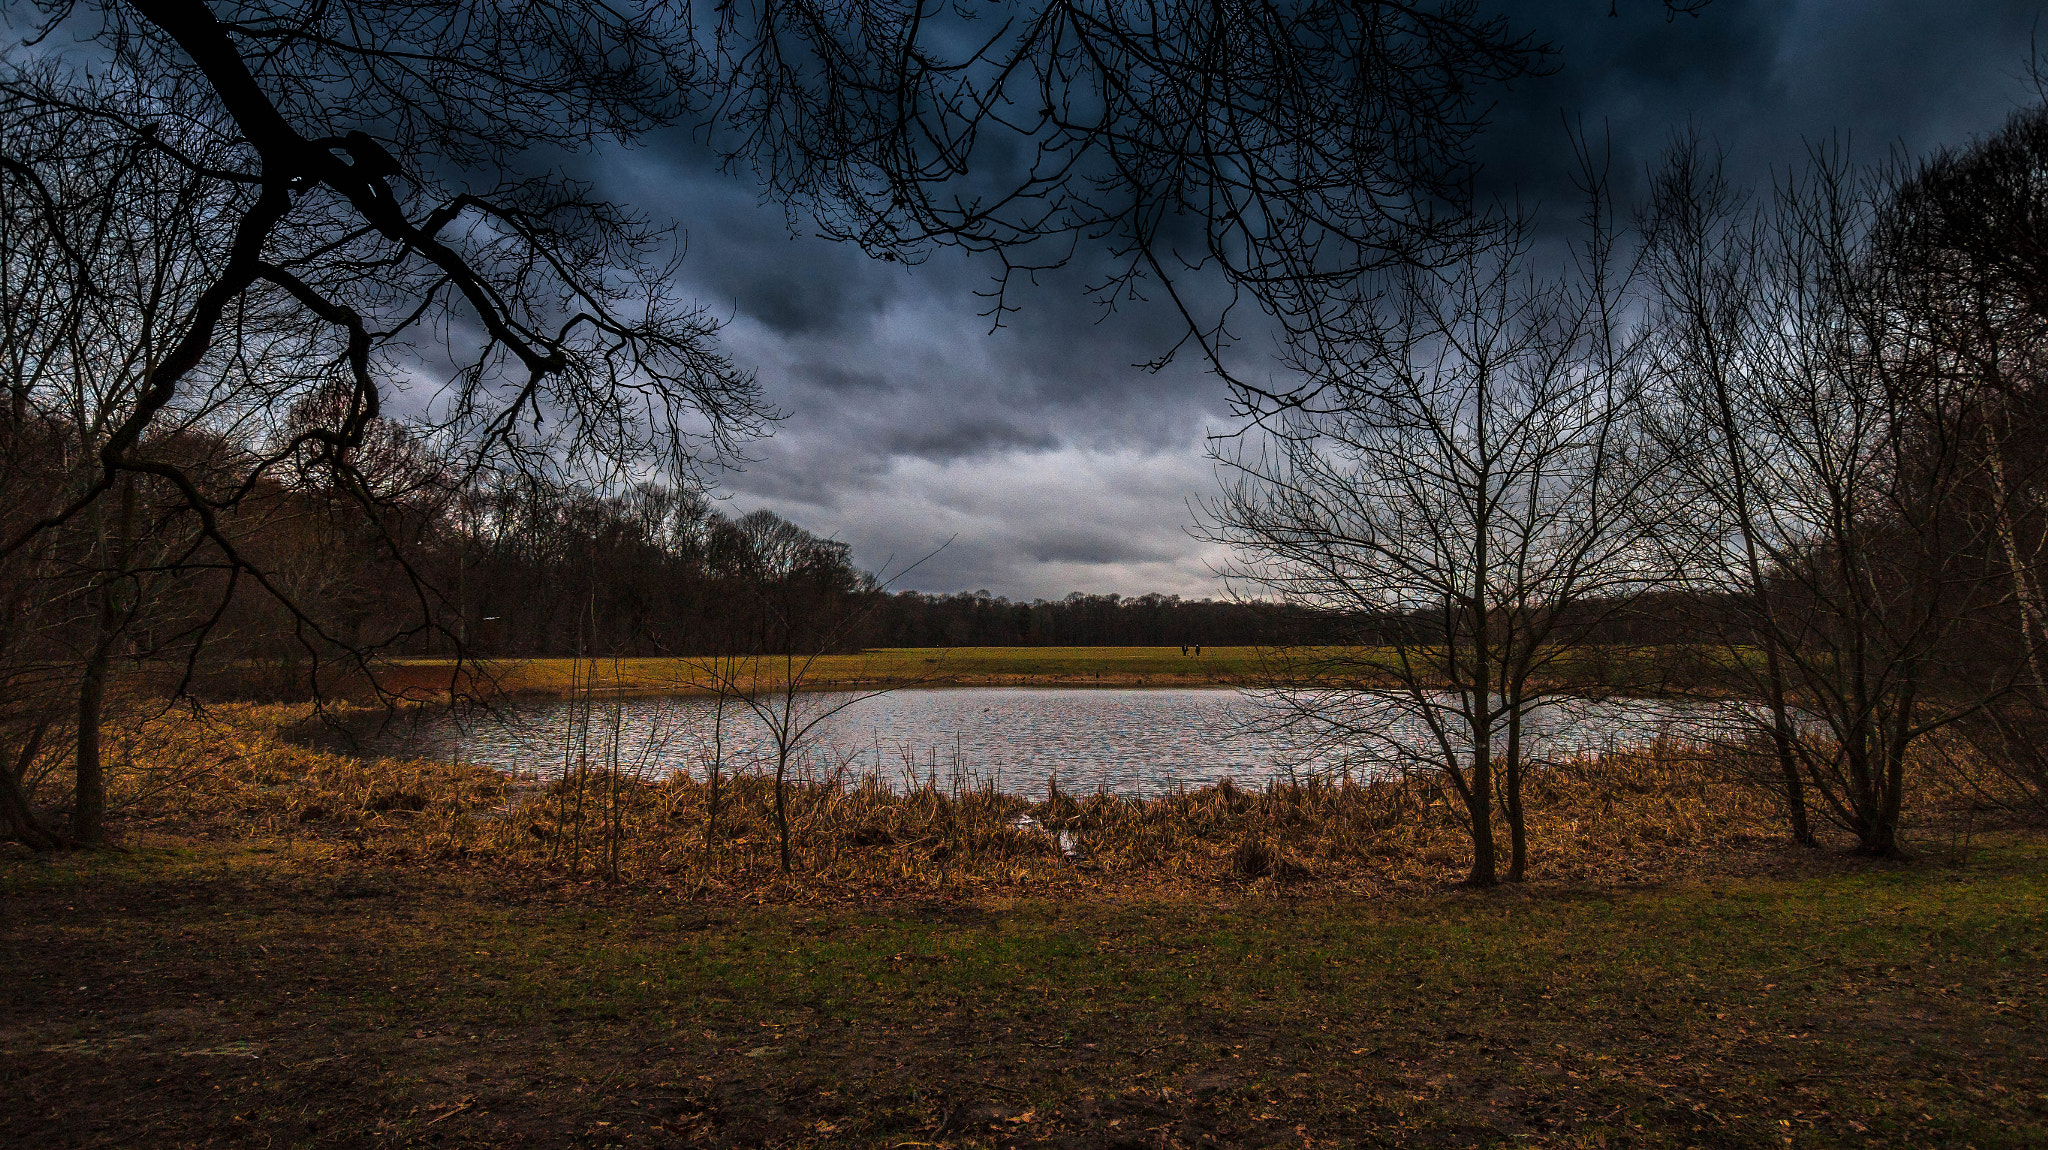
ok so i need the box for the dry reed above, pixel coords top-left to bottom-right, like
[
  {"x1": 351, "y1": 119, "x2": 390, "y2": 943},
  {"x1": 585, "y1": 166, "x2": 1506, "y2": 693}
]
[{"x1": 73, "y1": 699, "x2": 1965, "y2": 901}]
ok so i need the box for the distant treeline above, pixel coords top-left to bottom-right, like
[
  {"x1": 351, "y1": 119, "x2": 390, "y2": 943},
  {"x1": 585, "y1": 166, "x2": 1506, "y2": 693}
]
[
  {"x1": 0, "y1": 405, "x2": 1802, "y2": 702},
  {"x1": 863, "y1": 590, "x2": 1325, "y2": 648},
  {"x1": 171, "y1": 472, "x2": 1321, "y2": 658},
  {"x1": 446, "y1": 483, "x2": 871, "y2": 659},
  {"x1": 436, "y1": 484, "x2": 1332, "y2": 653},
  {"x1": 436, "y1": 480, "x2": 1723, "y2": 654}
]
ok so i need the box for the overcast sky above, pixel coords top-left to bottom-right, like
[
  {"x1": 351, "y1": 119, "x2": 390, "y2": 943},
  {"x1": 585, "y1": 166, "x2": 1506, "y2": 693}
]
[{"x1": 605, "y1": 0, "x2": 2042, "y2": 601}]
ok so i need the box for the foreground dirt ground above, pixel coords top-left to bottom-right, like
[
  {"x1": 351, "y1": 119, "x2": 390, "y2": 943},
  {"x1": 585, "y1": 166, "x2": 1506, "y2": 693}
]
[{"x1": 4, "y1": 838, "x2": 2045, "y2": 1149}]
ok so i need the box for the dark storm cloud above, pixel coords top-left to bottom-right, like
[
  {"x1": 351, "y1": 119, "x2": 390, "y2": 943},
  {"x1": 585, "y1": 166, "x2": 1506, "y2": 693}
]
[
  {"x1": 793, "y1": 364, "x2": 895, "y2": 395},
  {"x1": 1024, "y1": 528, "x2": 1174, "y2": 566},
  {"x1": 589, "y1": 1, "x2": 2045, "y2": 600},
  {"x1": 881, "y1": 417, "x2": 1061, "y2": 461},
  {"x1": 1474, "y1": 1, "x2": 2041, "y2": 233},
  {"x1": 611, "y1": 143, "x2": 899, "y2": 338},
  {"x1": 726, "y1": 271, "x2": 879, "y2": 336}
]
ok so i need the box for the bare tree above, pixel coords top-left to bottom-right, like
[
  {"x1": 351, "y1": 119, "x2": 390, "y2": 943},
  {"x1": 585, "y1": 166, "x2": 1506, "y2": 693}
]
[
  {"x1": 1646, "y1": 139, "x2": 2034, "y2": 856},
  {"x1": 1207, "y1": 171, "x2": 1657, "y2": 885},
  {"x1": 1868, "y1": 103, "x2": 2048, "y2": 809},
  {"x1": 0, "y1": 82, "x2": 320, "y2": 843},
  {"x1": 681, "y1": 547, "x2": 936, "y2": 875},
  {"x1": 720, "y1": 0, "x2": 1558, "y2": 407},
  {"x1": 1, "y1": 2, "x2": 775, "y2": 844},
  {"x1": 1, "y1": 2, "x2": 776, "y2": 714},
  {"x1": 1640, "y1": 137, "x2": 1817, "y2": 846}
]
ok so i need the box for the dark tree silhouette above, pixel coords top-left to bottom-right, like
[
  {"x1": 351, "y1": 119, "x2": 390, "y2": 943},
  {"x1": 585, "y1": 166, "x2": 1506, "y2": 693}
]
[{"x1": 1868, "y1": 103, "x2": 2048, "y2": 812}]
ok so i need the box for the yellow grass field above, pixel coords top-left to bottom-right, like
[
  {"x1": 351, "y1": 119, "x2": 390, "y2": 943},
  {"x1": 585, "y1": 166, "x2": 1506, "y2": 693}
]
[
  {"x1": 376, "y1": 645, "x2": 1285, "y2": 697},
  {"x1": 370, "y1": 642, "x2": 1703, "y2": 700}
]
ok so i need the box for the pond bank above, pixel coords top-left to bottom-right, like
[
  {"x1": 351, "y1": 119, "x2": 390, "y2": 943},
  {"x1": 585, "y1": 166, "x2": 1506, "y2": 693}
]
[{"x1": 74, "y1": 701, "x2": 1988, "y2": 901}]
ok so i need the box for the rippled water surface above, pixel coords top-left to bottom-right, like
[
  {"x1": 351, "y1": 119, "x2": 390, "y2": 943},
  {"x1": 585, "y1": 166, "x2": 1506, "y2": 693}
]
[{"x1": 326, "y1": 687, "x2": 1729, "y2": 799}]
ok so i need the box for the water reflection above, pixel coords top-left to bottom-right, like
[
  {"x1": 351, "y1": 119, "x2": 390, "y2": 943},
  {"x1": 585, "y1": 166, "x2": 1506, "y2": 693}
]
[{"x1": 317, "y1": 687, "x2": 1736, "y2": 799}]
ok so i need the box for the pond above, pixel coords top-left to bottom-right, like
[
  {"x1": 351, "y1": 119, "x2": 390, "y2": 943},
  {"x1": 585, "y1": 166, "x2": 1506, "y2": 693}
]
[{"x1": 313, "y1": 687, "x2": 1743, "y2": 799}]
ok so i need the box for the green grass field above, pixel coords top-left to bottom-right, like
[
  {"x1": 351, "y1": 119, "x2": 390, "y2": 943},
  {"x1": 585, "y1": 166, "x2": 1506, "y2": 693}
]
[{"x1": 4, "y1": 839, "x2": 2043, "y2": 1147}]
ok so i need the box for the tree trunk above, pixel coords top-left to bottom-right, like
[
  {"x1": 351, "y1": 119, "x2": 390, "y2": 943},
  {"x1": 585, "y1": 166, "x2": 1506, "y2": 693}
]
[
  {"x1": 704, "y1": 761, "x2": 721, "y2": 868},
  {"x1": 1761, "y1": 645, "x2": 1816, "y2": 847},
  {"x1": 1839, "y1": 721, "x2": 1903, "y2": 857},
  {"x1": 1503, "y1": 705, "x2": 1527, "y2": 883},
  {"x1": 774, "y1": 751, "x2": 792, "y2": 874},
  {"x1": 1463, "y1": 752, "x2": 1497, "y2": 887},
  {"x1": 73, "y1": 618, "x2": 117, "y2": 846},
  {"x1": 1871, "y1": 741, "x2": 1907, "y2": 858},
  {"x1": 1858, "y1": 706, "x2": 1913, "y2": 858},
  {"x1": 1856, "y1": 775, "x2": 1904, "y2": 857},
  {"x1": 703, "y1": 709, "x2": 723, "y2": 874},
  {"x1": 1, "y1": 723, "x2": 58, "y2": 850},
  {"x1": 73, "y1": 474, "x2": 134, "y2": 847},
  {"x1": 1984, "y1": 430, "x2": 2048, "y2": 706}
]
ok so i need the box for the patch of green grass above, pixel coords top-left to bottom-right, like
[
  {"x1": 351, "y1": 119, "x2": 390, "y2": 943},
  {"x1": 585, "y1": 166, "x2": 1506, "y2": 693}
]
[{"x1": 4, "y1": 840, "x2": 2046, "y2": 1146}]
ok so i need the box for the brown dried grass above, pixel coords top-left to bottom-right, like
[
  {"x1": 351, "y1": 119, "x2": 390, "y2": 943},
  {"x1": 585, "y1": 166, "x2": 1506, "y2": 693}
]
[{"x1": 87, "y1": 700, "x2": 2025, "y2": 901}]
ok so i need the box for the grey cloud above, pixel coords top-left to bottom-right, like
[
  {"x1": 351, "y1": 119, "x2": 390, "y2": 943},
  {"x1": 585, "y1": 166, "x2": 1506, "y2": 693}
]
[
  {"x1": 726, "y1": 271, "x2": 880, "y2": 336},
  {"x1": 791, "y1": 363, "x2": 896, "y2": 395},
  {"x1": 1023, "y1": 530, "x2": 1174, "y2": 566},
  {"x1": 607, "y1": 147, "x2": 902, "y2": 338},
  {"x1": 881, "y1": 418, "x2": 1061, "y2": 460},
  {"x1": 721, "y1": 442, "x2": 1223, "y2": 599}
]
